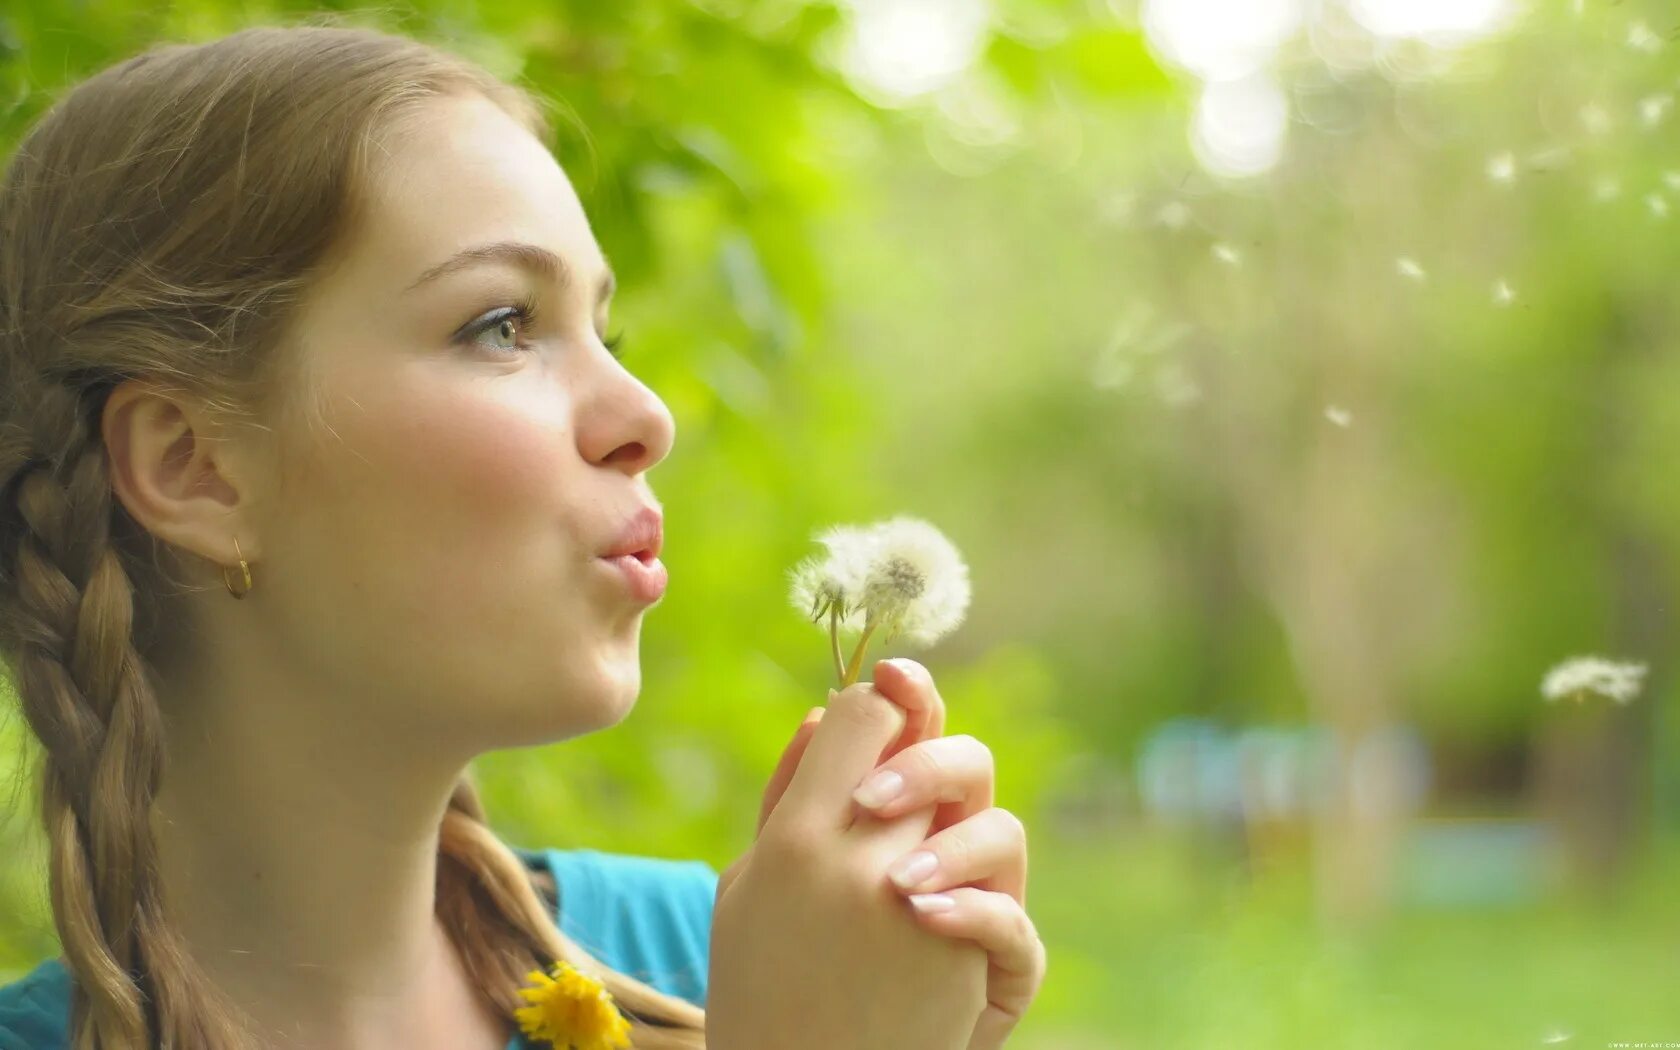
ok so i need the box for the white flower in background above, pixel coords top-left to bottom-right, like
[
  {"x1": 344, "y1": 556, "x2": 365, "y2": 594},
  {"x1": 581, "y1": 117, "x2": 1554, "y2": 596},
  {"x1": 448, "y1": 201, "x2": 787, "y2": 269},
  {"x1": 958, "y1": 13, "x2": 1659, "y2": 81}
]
[
  {"x1": 1396, "y1": 256, "x2": 1426, "y2": 281},
  {"x1": 1493, "y1": 279, "x2": 1516, "y2": 306},
  {"x1": 789, "y1": 516, "x2": 971, "y2": 685},
  {"x1": 1580, "y1": 103, "x2": 1613, "y2": 135},
  {"x1": 1593, "y1": 176, "x2": 1622, "y2": 202},
  {"x1": 1486, "y1": 152, "x2": 1516, "y2": 183},
  {"x1": 1540, "y1": 657, "x2": 1648, "y2": 704},
  {"x1": 1647, "y1": 194, "x2": 1670, "y2": 219},
  {"x1": 1324, "y1": 405, "x2": 1353, "y2": 427},
  {"x1": 1212, "y1": 242, "x2": 1242, "y2": 266}
]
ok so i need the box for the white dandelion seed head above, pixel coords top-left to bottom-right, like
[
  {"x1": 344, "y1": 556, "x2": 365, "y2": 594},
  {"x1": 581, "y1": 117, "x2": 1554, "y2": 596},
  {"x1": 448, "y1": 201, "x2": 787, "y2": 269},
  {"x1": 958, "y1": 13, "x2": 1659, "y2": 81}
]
[
  {"x1": 1540, "y1": 657, "x2": 1648, "y2": 704},
  {"x1": 787, "y1": 524, "x2": 878, "y2": 630},
  {"x1": 1324, "y1": 405, "x2": 1353, "y2": 427},
  {"x1": 1486, "y1": 152, "x2": 1516, "y2": 183},
  {"x1": 856, "y1": 516, "x2": 972, "y2": 648},
  {"x1": 1396, "y1": 256, "x2": 1425, "y2": 281}
]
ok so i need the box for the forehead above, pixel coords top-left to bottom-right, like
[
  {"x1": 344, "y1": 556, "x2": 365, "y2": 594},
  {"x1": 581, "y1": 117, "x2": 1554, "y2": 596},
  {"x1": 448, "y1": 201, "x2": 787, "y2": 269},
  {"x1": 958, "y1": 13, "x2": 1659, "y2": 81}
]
[{"x1": 354, "y1": 91, "x2": 605, "y2": 290}]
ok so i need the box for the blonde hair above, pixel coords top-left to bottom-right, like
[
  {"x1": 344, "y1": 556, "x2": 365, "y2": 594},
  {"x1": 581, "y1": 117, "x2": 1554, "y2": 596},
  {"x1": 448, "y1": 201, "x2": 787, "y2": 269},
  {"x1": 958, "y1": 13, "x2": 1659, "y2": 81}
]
[{"x1": 0, "y1": 18, "x2": 706, "y2": 1049}]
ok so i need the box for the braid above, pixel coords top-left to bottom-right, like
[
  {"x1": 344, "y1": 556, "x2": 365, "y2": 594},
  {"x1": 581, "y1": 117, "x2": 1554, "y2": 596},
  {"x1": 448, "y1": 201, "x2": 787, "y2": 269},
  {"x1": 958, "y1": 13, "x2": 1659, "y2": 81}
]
[
  {"x1": 2, "y1": 382, "x2": 255, "y2": 1049},
  {"x1": 437, "y1": 775, "x2": 708, "y2": 1048}
]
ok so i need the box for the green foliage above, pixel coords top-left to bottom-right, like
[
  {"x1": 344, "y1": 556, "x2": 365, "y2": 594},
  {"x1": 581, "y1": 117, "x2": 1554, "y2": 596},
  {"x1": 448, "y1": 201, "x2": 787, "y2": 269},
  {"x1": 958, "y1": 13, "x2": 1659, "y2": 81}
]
[{"x1": 3, "y1": 0, "x2": 1677, "y2": 1042}]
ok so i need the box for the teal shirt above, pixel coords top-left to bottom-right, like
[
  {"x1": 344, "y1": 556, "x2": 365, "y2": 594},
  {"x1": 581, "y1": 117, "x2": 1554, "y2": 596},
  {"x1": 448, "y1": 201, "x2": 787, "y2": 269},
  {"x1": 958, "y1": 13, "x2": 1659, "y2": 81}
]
[{"x1": 0, "y1": 846, "x2": 717, "y2": 1049}]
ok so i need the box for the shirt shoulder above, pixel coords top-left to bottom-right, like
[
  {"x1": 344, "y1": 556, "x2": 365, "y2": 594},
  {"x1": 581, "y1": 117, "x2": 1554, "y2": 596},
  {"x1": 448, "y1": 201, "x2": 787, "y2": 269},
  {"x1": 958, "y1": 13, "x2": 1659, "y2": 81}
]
[
  {"x1": 0, "y1": 956, "x2": 71, "y2": 1050},
  {"x1": 514, "y1": 845, "x2": 718, "y2": 1010}
]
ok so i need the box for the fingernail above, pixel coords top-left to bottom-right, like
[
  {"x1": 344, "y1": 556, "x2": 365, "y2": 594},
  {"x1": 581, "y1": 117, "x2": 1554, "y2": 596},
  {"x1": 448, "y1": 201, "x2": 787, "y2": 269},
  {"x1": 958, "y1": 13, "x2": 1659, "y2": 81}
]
[
  {"x1": 853, "y1": 770, "x2": 904, "y2": 809},
  {"x1": 909, "y1": 893, "x2": 955, "y2": 914},
  {"x1": 888, "y1": 850, "x2": 939, "y2": 889},
  {"x1": 827, "y1": 688, "x2": 838, "y2": 702}
]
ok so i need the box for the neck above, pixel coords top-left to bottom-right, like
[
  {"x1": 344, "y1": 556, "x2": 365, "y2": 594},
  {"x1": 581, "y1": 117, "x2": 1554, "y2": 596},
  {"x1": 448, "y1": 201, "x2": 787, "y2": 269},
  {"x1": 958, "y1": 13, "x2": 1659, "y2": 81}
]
[{"x1": 147, "y1": 656, "x2": 508, "y2": 1049}]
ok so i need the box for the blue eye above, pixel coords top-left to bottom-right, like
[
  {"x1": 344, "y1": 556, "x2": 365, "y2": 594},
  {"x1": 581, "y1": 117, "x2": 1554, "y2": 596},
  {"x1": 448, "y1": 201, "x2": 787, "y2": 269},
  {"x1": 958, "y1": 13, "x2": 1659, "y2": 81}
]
[{"x1": 456, "y1": 296, "x2": 627, "y2": 359}]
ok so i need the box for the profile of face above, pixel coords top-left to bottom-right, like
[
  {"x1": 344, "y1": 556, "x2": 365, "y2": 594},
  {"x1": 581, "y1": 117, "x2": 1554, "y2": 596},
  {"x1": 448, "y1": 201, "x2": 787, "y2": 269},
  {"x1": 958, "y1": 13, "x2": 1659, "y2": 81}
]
[{"x1": 106, "y1": 90, "x2": 677, "y2": 760}]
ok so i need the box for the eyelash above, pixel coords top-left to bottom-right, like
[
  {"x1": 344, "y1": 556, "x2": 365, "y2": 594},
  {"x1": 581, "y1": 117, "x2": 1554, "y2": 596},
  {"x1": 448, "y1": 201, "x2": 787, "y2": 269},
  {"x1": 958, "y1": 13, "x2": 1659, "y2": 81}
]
[{"x1": 459, "y1": 294, "x2": 627, "y2": 359}]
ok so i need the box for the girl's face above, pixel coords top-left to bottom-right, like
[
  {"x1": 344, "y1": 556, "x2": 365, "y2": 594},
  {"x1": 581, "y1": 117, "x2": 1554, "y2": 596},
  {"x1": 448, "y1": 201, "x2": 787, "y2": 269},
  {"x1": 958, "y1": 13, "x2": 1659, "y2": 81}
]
[{"x1": 250, "y1": 90, "x2": 676, "y2": 752}]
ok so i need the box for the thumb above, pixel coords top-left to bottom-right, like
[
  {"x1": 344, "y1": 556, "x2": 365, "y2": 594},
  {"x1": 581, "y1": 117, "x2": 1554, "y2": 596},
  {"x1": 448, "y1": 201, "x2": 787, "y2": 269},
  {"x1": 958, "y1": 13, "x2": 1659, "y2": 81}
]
[{"x1": 756, "y1": 703, "x2": 826, "y2": 837}]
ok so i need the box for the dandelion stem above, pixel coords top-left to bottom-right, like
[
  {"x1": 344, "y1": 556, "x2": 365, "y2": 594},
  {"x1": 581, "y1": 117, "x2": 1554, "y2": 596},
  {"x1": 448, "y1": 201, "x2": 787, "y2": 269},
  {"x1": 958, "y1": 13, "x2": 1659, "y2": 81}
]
[
  {"x1": 840, "y1": 614, "x2": 881, "y2": 687},
  {"x1": 828, "y1": 605, "x2": 846, "y2": 684}
]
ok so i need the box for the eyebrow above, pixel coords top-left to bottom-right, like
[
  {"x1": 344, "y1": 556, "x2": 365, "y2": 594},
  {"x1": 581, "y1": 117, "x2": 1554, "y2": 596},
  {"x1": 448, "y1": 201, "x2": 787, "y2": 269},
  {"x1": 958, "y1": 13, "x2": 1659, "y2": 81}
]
[{"x1": 404, "y1": 240, "x2": 616, "y2": 304}]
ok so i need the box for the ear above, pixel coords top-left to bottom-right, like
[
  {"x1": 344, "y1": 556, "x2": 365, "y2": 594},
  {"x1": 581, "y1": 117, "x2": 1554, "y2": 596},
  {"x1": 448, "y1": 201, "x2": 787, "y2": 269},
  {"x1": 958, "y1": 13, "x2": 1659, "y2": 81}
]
[{"x1": 101, "y1": 377, "x2": 264, "y2": 569}]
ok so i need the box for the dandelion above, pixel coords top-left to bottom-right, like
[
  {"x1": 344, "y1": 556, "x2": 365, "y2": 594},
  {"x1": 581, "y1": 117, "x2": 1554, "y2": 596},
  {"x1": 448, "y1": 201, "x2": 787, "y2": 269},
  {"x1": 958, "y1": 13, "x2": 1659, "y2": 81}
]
[
  {"x1": 1396, "y1": 257, "x2": 1425, "y2": 281},
  {"x1": 1486, "y1": 152, "x2": 1516, "y2": 183},
  {"x1": 788, "y1": 516, "x2": 971, "y2": 686},
  {"x1": 1493, "y1": 279, "x2": 1516, "y2": 306},
  {"x1": 1324, "y1": 405, "x2": 1353, "y2": 427},
  {"x1": 1540, "y1": 657, "x2": 1648, "y2": 705},
  {"x1": 513, "y1": 961, "x2": 632, "y2": 1050}
]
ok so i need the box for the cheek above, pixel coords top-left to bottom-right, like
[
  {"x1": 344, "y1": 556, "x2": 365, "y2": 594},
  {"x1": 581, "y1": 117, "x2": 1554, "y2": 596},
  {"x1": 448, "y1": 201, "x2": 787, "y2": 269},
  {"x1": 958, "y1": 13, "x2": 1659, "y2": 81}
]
[{"x1": 308, "y1": 360, "x2": 581, "y2": 608}]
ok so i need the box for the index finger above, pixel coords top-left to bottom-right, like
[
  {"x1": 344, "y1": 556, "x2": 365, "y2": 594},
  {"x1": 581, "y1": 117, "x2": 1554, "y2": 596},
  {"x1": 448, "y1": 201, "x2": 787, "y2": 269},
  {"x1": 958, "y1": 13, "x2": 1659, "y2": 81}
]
[{"x1": 766, "y1": 681, "x2": 908, "y2": 836}]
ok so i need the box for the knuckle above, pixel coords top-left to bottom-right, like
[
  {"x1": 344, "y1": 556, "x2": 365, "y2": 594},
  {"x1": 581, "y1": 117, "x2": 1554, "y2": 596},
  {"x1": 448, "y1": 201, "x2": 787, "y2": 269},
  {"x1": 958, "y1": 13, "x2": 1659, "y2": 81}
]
[
  {"x1": 992, "y1": 806, "x2": 1027, "y2": 843},
  {"x1": 757, "y1": 821, "x2": 823, "y2": 871},
  {"x1": 956, "y1": 734, "x2": 994, "y2": 771}
]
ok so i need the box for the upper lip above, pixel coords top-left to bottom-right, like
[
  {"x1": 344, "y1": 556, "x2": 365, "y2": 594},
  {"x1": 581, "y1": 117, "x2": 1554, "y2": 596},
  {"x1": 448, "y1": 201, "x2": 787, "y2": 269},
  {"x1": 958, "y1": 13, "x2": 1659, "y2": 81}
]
[{"x1": 599, "y1": 504, "x2": 663, "y2": 563}]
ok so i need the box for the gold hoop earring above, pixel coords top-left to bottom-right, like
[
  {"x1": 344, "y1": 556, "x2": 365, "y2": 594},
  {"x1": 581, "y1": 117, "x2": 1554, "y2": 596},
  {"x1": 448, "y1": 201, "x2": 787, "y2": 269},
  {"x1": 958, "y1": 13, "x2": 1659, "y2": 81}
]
[{"x1": 223, "y1": 536, "x2": 253, "y2": 599}]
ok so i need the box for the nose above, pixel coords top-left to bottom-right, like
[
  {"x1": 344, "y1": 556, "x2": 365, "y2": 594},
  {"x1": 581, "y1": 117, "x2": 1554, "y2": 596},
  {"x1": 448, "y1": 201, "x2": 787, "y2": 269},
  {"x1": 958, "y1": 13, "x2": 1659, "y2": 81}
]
[{"x1": 581, "y1": 360, "x2": 676, "y2": 475}]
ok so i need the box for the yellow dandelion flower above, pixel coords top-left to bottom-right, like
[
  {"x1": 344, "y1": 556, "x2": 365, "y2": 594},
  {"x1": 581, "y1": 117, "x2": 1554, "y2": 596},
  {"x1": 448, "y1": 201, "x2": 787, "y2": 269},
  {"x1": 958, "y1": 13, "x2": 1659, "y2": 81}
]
[{"x1": 513, "y1": 960, "x2": 633, "y2": 1050}]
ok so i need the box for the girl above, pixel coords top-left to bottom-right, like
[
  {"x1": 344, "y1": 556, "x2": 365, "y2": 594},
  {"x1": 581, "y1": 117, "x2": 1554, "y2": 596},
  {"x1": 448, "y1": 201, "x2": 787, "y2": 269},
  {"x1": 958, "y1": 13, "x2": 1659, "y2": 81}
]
[{"x1": 0, "y1": 21, "x2": 1042, "y2": 1049}]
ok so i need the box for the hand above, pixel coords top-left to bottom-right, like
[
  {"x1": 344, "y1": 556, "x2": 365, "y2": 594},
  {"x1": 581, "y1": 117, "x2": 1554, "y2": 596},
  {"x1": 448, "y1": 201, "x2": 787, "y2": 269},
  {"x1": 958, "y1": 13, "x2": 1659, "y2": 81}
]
[
  {"x1": 708, "y1": 683, "x2": 987, "y2": 1050},
  {"x1": 851, "y1": 658, "x2": 1045, "y2": 1050},
  {"x1": 720, "y1": 658, "x2": 1046, "y2": 1050}
]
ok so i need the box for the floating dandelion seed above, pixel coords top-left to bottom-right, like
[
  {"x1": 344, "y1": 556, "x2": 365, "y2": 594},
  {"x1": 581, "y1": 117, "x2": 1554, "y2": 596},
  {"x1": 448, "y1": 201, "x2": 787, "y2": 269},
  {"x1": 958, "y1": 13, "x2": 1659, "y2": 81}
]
[
  {"x1": 1628, "y1": 20, "x2": 1662, "y2": 53},
  {"x1": 1540, "y1": 657, "x2": 1648, "y2": 705},
  {"x1": 1396, "y1": 257, "x2": 1425, "y2": 281},
  {"x1": 1212, "y1": 242, "x2": 1242, "y2": 266},
  {"x1": 1648, "y1": 193, "x2": 1671, "y2": 218},
  {"x1": 789, "y1": 516, "x2": 971, "y2": 686},
  {"x1": 1493, "y1": 279, "x2": 1516, "y2": 306},
  {"x1": 1486, "y1": 152, "x2": 1516, "y2": 183},
  {"x1": 1157, "y1": 201, "x2": 1191, "y2": 230},
  {"x1": 1324, "y1": 405, "x2": 1353, "y2": 427},
  {"x1": 1639, "y1": 93, "x2": 1673, "y2": 126}
]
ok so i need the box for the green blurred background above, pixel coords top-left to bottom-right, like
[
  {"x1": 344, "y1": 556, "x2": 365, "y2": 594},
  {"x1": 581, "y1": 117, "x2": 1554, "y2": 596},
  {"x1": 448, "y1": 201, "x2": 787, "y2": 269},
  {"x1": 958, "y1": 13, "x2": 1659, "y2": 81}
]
[{"x1": 2, "y1": 0, "x2": 1678, "y2": 1046}]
